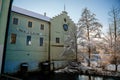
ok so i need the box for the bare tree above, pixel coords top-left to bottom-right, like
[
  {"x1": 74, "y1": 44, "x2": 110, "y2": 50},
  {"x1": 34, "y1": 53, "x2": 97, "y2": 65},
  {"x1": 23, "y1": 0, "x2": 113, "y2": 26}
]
[
  {"x1": 77, "y1": 8, "x2": 102, "y2": 66},
  {"x1": 108, "y1": 7, "x2": 120, "y2": 71},
  {"x1": 60, "y1": 24, "x2": 78, "y2": 61},
  {"x1": 100, "y1": 31, "x2": 114, "y2": 69}
]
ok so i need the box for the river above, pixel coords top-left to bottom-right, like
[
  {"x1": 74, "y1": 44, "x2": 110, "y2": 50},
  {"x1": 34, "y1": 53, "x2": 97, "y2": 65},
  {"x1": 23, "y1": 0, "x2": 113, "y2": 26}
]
[{"x1": 26, "y1": 73, "x2": 120, "y2": 80}]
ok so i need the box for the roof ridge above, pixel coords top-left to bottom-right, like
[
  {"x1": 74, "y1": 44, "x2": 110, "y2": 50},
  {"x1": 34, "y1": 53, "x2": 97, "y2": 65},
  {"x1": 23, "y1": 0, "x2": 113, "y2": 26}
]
[{"x1": 12, "y1": 6, "x2": 51, "y2": 22}]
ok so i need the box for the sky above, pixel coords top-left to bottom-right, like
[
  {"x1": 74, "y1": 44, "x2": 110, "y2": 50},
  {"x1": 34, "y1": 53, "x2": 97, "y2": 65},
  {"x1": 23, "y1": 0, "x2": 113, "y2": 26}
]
[{"x1": 13, "y1": 0, "x2": 120, "y2": 33}]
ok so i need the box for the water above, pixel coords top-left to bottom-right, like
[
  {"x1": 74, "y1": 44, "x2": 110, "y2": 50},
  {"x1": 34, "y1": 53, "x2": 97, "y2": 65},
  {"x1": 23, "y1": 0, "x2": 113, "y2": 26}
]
[
  {"x1": 78, "y1": 75, "x2": 119, "y2": 80},
  {"x1": 26, "y1": 73, "x2": 120, "y2": 80}
]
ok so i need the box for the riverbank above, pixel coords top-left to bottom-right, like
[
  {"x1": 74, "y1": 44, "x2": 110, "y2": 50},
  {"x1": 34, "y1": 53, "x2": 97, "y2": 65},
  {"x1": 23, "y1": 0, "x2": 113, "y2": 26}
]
[
  {"x1": 1, "y1": 71, "x2": 120, "y2": 80},
  {"x1": 54, "y1": 62, "x2": 120, "y2": 78},
  {"x1": 1, "y1": 62, "x2": 120, "y2": 79}
]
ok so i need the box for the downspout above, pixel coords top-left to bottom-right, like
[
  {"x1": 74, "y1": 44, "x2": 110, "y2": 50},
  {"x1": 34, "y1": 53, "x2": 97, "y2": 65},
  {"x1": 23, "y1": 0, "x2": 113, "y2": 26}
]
[{"x1": 48, "y1": 22, "x2": 51, "y2": 62}]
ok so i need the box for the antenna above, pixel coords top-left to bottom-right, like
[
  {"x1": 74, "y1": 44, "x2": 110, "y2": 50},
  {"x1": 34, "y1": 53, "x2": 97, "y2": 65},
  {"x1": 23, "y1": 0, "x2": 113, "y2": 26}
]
[{"x1": 64, "y1": 4, "x2": 66, "y2": 11}]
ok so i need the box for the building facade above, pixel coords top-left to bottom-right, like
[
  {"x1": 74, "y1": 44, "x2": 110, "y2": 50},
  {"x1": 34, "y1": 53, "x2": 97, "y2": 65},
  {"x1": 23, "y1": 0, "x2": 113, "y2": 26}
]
[
  {"x1": 50, "y1": 11, "x2": 76, "y2": 68},
  {"x1": 4, "y1": 6, "x2": 76, "y2": 73}
]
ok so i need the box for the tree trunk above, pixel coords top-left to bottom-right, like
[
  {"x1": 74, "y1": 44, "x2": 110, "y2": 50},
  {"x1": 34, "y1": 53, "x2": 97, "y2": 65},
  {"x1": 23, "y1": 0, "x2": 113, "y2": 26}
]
[
  {"x1": 88, "y1": 75, "x2": 91, "y2": 80},
  {"x1": 75, "y1": 35, "x2": 78, "y2": 62},
  {"x1": 109, "y1": 24, "x2": 112, "y2": 49},
  {"x1": 113, "y1": 8, "x2": 117, "y2": 72},
  {"x1": 88, "y1": 45, "x2": 91, "y2": 67},
  {"x1": 87, "y1": 25, "x2": 91, "y2": 67},
  {"x1": 115, "y1": 64, "x2": 117, "y2": 71}
]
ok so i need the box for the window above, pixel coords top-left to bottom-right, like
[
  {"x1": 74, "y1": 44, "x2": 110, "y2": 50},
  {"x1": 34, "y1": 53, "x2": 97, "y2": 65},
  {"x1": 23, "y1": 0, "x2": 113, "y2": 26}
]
[
  {"x1": 40, "y1": 24, "x2": 44, "y2": 30},
  {"x1": 56, "y1": 37, "x2": 60, "y2": 43},
  {"x1": 28, "y1": 21, "x2": 32, "y2": 28},
  {"x1": 11, "y1": 33, "x2": 16, "y2": 44},
  {"x1": 26, "y1": 36, "x2": 31, "y2": 45},
  {"x1": 64, "y1": 18, "x2": 66, "y2": 22},
  {"x1": 40, "y1": 37, "x2": 43, "y2": 46},
  {"x1": 13, "y1": 18, "x2": 18, "y2": 25}
]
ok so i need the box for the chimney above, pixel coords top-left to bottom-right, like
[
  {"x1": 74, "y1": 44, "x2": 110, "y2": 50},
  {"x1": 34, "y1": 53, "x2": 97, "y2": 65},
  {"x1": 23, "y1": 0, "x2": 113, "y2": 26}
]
[{"x1": 44, "y1": 12, "x2": 46, "y2": 16}]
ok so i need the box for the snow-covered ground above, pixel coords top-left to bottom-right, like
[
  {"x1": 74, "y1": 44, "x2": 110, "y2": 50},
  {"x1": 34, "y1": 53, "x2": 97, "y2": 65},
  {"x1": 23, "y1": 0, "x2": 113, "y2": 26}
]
[
  {"x1": 54, "y1": 61, "x2": 120, "y2": 78},
  {"x1": 106, "y1": 64, "x2": 120, "y2": 72}
]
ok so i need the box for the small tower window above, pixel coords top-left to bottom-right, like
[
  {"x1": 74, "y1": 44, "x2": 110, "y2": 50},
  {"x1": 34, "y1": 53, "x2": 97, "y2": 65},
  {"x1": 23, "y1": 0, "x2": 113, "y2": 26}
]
[
  {"x1": 56, "y1": 37, "x2": 60, "y2": 43},
  {"x1": 64, "y1": 18, "x2": 66, "y2": 22}
]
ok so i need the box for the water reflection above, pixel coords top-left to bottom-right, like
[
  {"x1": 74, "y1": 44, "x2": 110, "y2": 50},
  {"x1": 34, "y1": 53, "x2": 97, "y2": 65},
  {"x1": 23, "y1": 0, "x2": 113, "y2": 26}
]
[
  {"x1": 78, "y1": 75, "x2": 120, "y2": 80},
  {"x1": 25, "y1": 73, "x2": 120, "y2": 80},
  {"x1": 52, "y1": 74, "x2": 120, "y2": 80}
]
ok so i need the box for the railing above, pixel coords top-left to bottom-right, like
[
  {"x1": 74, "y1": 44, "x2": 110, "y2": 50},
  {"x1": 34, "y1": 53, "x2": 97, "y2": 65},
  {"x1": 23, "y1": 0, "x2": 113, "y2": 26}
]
[{"x1": 0, "y1": 74, "x2": 22, "y2": 80}]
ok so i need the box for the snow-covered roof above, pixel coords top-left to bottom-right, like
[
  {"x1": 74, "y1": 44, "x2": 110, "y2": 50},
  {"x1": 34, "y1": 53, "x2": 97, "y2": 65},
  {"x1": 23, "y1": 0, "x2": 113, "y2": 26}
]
[{"x1": 11, "y1": 6, "x2": 50, "y2": 22}]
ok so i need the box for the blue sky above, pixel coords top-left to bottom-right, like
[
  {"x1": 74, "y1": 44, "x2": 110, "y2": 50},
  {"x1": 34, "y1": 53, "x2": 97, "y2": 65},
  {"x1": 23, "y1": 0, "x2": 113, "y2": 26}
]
[{"x1": 13, "y1": 0, "x2": 120, "y2": 33}]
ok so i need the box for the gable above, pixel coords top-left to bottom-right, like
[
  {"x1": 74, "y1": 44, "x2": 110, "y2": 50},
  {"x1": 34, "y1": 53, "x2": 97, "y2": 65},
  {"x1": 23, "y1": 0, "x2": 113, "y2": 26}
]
[{"x1": 50, "y1": 11, "x2": 76, "y2": 33}]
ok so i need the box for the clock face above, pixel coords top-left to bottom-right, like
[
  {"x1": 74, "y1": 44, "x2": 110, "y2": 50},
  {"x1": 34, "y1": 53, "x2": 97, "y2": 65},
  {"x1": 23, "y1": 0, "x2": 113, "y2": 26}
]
[{"x1": 63, "y1": 24, "x2": 68, "y2": 31}]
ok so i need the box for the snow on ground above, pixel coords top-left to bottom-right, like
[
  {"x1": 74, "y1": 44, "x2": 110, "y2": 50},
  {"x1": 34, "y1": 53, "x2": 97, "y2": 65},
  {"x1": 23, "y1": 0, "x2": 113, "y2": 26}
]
[
  {"x1": 106, "y1": 64, "x2": 120, "y2": 72},
  {"x1": 54, "y1": 61, "x2": 120, "y2": 77}
]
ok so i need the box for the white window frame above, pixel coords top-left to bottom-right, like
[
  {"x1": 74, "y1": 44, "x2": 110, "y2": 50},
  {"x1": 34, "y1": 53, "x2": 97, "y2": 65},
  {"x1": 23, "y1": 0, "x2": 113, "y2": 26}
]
[{"x1": 26, "y1": 36, "x2": 31, "y2": 46}]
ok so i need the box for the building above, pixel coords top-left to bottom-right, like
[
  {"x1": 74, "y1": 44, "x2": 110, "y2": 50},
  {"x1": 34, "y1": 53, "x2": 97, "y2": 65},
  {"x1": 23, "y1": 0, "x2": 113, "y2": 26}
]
[
  {"x1": 50, "y1": 11, "x2": 77, "y2": 69},
  {"x1": 4, "y1": 6, "x2": 76, "y2": 73},
  {"x1": 0, "y1": 0, "x2": 13, "y2": 74}
]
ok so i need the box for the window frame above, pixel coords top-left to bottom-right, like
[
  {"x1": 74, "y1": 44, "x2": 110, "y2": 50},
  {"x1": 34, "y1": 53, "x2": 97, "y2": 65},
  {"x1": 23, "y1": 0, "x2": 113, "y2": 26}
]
[
  {"x1": 56, "y1": 37, "x2": 60, "y2": 43},
  {"x1": 28, "y1": 21, "x2": 32, "y2": 28},
  {"x1": 40, "y1": 37, "x2": 44, "y2": 46},
  {"x1": 40, "y1": 24, "x2": 44, "y2": 30},
  {"x1": 10, "y1": 33, "x2": 17, "y2": 44},
  {"x1": 13, "y1": 18, "x2": 18, "y2": 25},
  {"x1": 26, "y1": 35, "x2": 31, "y2": 46}
]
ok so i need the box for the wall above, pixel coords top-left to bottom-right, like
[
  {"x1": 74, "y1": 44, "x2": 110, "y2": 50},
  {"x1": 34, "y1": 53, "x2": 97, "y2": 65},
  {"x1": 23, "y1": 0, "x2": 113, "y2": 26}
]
[
  {"x1": 4, "y1": 9, "x2": 77, "y2": 73},
  {"x1": 50, "y1": 11, "x2": 76, "y2": 69},
  {"x1": 4, "y1": 12, "x2": 49, "y2": 73}
]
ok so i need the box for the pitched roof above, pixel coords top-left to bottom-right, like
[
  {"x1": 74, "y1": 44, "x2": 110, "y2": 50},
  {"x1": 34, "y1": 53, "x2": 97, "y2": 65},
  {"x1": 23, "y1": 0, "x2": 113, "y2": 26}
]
[{"x1": 12, "y1": 6, "x2": 50, "y2": 22}]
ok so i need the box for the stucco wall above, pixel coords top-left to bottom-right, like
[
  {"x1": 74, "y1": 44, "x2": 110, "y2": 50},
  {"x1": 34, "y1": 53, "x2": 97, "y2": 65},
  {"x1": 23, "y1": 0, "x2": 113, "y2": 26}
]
[
  {"x1": 4, "y1": 9, "x2": 77, "y2": 73},
  {"x1": 4, "y1": 12, "x2": 49, "y2": 73},
  {"x1": 50, "y1": 11, "x2": 76, "y2": 64}
]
